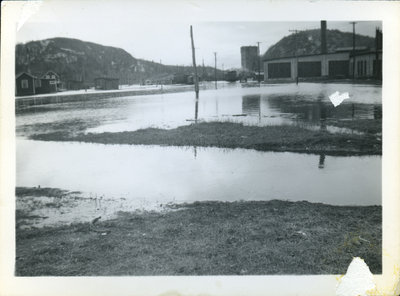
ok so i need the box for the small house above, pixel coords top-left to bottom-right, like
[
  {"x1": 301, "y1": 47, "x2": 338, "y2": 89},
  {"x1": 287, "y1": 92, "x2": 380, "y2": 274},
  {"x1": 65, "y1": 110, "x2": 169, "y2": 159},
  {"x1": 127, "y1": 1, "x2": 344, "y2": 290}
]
[
  {"x1": 94, "y1": 77, "x2": 119, "y2": 90},
  {"x1": 172, "y1": 73, "x2": 189, "y2": 84},
  {"x1": 15, "y1": 72, "x2": 39, "y2": 96},
  {"x1": 36, "y1": 71, "x2": 60, "y2": 94},
  {"x1": 42, "y1": 70, "x2": 60, "y2": 81}
]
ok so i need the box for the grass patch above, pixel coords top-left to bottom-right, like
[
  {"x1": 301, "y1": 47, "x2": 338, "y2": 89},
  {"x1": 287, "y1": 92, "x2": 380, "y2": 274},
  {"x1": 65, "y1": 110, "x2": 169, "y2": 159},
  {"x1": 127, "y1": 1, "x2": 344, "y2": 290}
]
[
  {"x1": 31, "y1": 122, "x2": 382, "y2": 156},
  {"x1": 15, "y1": 199, "x2": 381, "y2": 276},
  {"x1": 328, "y1": 119, "x2": 382, "y2": 135},
  {"x1": 16, "y1": 187, "x2": 71, "y2": 198}
]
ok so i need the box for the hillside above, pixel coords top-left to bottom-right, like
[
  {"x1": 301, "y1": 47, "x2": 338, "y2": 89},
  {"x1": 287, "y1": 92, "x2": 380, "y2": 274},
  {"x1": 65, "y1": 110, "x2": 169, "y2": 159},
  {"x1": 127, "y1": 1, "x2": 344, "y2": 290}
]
[
  {"x1": 15, "y1": 37, "x2": 220, "y2": 84},
  {"x1": 263, "y1": 29, "x2": 376, "y2": 60}
]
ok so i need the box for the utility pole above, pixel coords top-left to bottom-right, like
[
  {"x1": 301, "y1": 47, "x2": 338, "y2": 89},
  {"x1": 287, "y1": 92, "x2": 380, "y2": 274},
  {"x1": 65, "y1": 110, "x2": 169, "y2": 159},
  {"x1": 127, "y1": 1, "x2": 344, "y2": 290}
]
[
  {"x1": 214, "y1": 52, "x2": 217, "y2": 89},
  {"x1": 350, "y1": 22, "x2": 357, "y2": 80},
  {"x1": 256, "y1": 41, "x2": 261, "y2": 86},
  {"x1": 202, "y1": 58, "x2": 205, "y2": 81},
  {"x1": 190, "y1": 25, "x2": 199, "y2": 99},
  {"x1": 289, "y1": 29, "x2": 301, "y2": 85}
]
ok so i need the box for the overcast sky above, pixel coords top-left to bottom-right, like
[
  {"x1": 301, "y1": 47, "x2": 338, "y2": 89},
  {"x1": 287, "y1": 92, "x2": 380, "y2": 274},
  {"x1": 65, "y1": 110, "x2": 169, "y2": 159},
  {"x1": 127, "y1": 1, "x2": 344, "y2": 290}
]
[{"x1": 15, "y1": 2, "x2": 381, "y2": 69}]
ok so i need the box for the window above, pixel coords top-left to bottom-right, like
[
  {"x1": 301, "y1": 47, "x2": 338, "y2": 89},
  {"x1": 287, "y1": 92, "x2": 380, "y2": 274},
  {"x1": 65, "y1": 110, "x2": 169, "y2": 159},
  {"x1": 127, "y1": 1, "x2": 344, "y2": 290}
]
[
  {"x1": 364, "y1": 60, "x2": 367, "y2": 76},
  {"x1": 21, "y1": 79, "x2": 29, "y2": 89},
  {"x1": 35, "y1": 79, "x2": 42, "y2": 88},
  {"x1": 268, "y1": 62, "x2": 291, "y2": 78},
  {"x1": 357, "y1": 60, "x2": 367, "y2": 77}
]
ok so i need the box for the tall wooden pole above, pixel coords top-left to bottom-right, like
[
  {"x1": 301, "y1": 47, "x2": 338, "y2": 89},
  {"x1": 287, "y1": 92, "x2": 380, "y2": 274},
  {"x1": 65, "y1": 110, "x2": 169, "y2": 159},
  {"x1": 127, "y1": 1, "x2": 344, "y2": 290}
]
[
  {"x1": 257, "y1": 41, "x2": 261, "y2": 86},
  {"x1": 214, "y1": 52, "x2": 217, "y2": 89},
  {"x1": 190, "y1": 25, "x2": 199, "y2": 99}
]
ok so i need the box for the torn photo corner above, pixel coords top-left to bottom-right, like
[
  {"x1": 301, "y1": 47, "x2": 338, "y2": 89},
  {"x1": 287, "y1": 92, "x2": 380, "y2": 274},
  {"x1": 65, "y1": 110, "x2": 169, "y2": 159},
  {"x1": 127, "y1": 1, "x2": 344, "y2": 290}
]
[{"x1": 1, "y1": 1, "x2": 400, "y2": 296}]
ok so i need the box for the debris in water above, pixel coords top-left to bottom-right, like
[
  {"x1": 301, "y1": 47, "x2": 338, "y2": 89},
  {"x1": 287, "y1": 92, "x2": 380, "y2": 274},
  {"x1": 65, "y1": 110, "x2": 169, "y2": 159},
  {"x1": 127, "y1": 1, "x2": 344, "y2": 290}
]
[{"x1": 329, "y1": 91, "x2": 349, "y2": 107}]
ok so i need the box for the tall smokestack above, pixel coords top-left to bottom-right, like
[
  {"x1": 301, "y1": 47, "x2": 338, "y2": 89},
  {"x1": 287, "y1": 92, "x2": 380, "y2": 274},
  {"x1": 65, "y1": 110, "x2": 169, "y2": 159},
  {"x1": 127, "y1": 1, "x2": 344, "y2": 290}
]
[{"x1": 321, "y1": 20, "x2": 327, "y2": 54}]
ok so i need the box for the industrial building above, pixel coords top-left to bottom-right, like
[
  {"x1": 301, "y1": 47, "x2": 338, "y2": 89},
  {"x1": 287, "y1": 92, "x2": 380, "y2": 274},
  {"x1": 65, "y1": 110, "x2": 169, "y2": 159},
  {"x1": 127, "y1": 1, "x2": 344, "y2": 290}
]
[{"x1": 263, "y1": 21, "x2": 382, "y2": 81}]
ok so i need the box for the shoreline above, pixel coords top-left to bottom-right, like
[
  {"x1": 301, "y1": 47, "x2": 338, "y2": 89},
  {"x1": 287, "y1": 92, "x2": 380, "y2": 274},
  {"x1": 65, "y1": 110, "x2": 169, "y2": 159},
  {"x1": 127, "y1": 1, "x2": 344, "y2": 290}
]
[
  {"x1": 15, "y1": 84, "x2": 197, "y2": 109},
  {"x1": 15, "y1": 79, "x2": 382, "y2": 109},
  {"x1": 15, "y1": 187, "x2": 382, "y2": 276}
]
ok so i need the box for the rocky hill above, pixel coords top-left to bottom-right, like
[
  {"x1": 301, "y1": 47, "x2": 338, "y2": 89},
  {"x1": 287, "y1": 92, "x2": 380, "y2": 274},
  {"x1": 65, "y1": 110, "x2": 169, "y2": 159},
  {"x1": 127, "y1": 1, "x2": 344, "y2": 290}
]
[
  {"x1": 263, "y1": 29, "x2": 377, "y2": 60},
  {"x1": 15, "y1": 37, "x2": 220, "y2": 84}
]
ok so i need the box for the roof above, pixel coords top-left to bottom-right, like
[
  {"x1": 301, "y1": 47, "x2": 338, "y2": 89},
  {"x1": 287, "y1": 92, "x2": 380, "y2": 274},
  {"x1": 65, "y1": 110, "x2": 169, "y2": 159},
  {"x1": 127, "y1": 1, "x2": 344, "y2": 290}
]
[
  {"x1": 16, "y1": 72, "x2": 37, "y2": 79},
  {"x1": 263, "y1": 28, "x2": 377, "y2": 61},
  {"x1": 41, "y1": 71, "x2": 59, "y2": 79},
  {"x1": 335, "y1": 46, "x2": 369, "y2": 52},
  {"x1": 350, "y1": 50, "x2": 382, "y2": 57}
]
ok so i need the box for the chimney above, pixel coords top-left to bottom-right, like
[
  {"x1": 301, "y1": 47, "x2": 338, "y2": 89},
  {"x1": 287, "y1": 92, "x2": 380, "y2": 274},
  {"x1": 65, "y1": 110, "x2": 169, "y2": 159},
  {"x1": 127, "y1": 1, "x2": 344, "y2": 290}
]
[
  {"x1": 375, "y1": 27, "x2": 382, "y2": 51},
  {"x1": 321, "y1": 20, "x2": 327, "y2": 54}
]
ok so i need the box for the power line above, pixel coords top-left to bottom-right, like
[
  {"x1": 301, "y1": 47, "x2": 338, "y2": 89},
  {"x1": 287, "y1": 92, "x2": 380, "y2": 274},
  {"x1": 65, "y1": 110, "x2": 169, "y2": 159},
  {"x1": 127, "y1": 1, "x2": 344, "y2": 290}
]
[{"x1": 256, "y1": 41, "x2": 261, "y2": 85}]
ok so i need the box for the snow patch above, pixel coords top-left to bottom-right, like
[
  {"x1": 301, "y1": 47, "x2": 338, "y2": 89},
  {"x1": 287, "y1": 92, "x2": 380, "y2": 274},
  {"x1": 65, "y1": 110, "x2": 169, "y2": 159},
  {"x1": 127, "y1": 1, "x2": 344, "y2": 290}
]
[{"x1": 60, "y1": 48, "x2": 84, "y2": 55}]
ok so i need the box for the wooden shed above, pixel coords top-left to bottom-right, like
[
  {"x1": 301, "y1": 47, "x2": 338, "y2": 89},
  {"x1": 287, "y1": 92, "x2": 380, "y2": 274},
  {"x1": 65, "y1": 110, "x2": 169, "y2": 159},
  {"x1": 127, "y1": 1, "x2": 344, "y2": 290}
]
[
  {"x1": 94, "y1": 77, "x2": 119, "y2": 90},
  {"x1": 15, "y1": 72, "x2": 38, "y2": 96}
]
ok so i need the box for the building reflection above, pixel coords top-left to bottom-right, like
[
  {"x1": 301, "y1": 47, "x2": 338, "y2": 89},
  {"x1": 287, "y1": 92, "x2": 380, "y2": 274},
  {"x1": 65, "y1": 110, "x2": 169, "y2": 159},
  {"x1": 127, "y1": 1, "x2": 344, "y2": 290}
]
[
  {"x1": 265, "y1": 94, "x2": 378, "y2": 125},
  {"x1": 373, "y1": 105, "x2": 382, "y2": 119},
  {"x1": 318, "y1": 100, "x2": 327, "y2": 131},
  {"x1": 242, "y1": 95, "x2": 261, "y2": 121}
]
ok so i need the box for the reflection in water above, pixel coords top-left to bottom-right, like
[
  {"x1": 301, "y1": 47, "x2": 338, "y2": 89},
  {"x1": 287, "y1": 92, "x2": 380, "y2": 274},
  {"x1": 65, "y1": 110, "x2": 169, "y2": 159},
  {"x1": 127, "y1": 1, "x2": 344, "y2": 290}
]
[
  {"x1": 318, "y1": 100, "x2": 327, "y2": 131},
  {"x1": 374, "y1": 105, "x2": 382, "y2": 120},
  {"x1": 193, "y1": 146, "x2": 197, "y2": 159},
  {"x1": 242, "y1": 95, "x2": 261, "y2": 115},
  {"x1": 17, "y1": 140, "x2": 381, "y2": 206},
  {"x1": 318, "y1": 154, "x2": 326, "y2": 169},
  {"x1": 194, "y1": 99, "x2": 199, "y2": 123},
  {"x1": 16, "y1": 83, "x2": 382, "y2": 137},
  {"x1": 266, "y1": 93, "x2": 382, "y2": 124}
]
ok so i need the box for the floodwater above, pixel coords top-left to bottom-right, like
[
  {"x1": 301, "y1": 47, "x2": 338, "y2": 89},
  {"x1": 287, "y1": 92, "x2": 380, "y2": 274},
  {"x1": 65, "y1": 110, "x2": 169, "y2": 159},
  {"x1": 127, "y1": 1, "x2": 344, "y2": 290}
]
[
  {"x1": 17, "y1": 140, "x2": 381, "y2": 206},
  {"x1": 15, "y1": 83, "x2": 382, "y2": 226},
  {"x1": 16, "y1": 82, "x2": 382, "y2": 136}
]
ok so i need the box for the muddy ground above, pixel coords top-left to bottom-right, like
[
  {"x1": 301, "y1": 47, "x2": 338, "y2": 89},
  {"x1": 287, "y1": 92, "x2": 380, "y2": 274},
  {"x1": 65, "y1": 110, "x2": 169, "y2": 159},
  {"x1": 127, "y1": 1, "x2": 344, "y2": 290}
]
[{"x1": 15, "y1": 187, "x2": 381, "y2": 276}]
